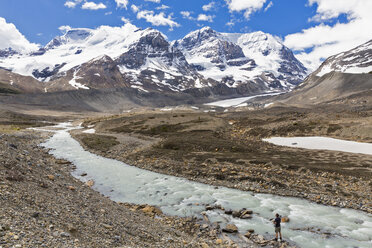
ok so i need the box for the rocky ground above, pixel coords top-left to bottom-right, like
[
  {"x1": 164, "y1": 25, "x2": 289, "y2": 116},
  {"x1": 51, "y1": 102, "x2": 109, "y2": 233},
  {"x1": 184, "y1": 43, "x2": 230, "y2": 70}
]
[
  {"x1": 74, "y1": 106, "x2": 372, "y2": 214},
  {"x1": 0, "y1": 113, "x2": 296, "y2": 248}
]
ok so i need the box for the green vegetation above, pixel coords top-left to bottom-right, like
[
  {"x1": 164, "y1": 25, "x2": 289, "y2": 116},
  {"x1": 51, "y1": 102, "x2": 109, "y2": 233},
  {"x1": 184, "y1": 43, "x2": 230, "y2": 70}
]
[{"x1": 78, "y1": 134, "x2": 119, "y2": 152}]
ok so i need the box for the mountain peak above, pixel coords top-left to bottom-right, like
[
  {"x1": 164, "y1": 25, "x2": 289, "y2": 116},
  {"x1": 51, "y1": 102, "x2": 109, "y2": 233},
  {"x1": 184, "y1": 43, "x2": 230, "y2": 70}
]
[
  {"x1": 200, "y1": 26, "x2": 213, "y2": 32},
  {"x1": 176, "y1": 28, "x2": 307, "y2": 89},
  {"x1": 45, "y1": 28, "x2": 93, "y2": 50}
]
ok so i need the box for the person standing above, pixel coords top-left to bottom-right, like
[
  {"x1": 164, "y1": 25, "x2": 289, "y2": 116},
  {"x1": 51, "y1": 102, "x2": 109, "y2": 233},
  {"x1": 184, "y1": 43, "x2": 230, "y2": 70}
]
[{"x1": 273, "y1": 213, "x2": 282, "y2": 241}]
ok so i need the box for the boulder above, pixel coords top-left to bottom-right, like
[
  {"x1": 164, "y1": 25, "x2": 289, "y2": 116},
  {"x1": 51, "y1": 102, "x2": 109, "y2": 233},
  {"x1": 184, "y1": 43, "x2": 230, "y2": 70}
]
[
  {"x1": 240, "y1": 212, "x2": 252, "y2": 219},
  {"x1": 232, "y1": 211, "x2": 240, "y2": 218},
  {"x1": 47, "y1": 175, "x2": 55, "y2": 180},
  {"x1": 224, "y1": 209, "x2": 232, "y2": 215},
  {"x1": 222, "y1": 224, "x2": 238, "y2": 233},
  {"x1": 67, "y1": 186, "x2": 76, "y2": 191},
  {"x1": 85, "y1": 180, "x2": 94, "y2": 187},
  {"x1": 205, "y1": 205, "x2": 214, "y2": 210},
  {"x1": 141, "y1": 205, "x2": 162, "y2": 217},
  {"x1": 244, "y1": 232, "x2": 252, "y2": 238}
]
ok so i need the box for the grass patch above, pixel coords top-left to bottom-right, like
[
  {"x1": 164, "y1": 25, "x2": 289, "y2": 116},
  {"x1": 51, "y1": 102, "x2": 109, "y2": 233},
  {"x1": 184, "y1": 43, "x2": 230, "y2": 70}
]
[
  {"x1": 140, "y1": 124, "x2": 185, "y2": 135},
  {"x1": 77, "y1": 134, "x2": 119, "y2": 152}
]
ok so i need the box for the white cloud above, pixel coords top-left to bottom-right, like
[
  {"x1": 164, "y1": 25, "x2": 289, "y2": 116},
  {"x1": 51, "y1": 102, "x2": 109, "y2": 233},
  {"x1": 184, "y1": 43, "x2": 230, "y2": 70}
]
[
  {"x1": 225, "y1": 0, "x2": 267, "y2": 19},
  {"x1": 308, "y1": 0, "x2": 356, "y2": 22},
  {"x1": 115, "y1": 0, "x2": 128, "y2": 9},
  {"x1": 0, "y1": 17, "x2": 39, "y2": 53},
  {"x1": 180, "y1": 11, "x2": 193, "y2": 20},
  {"x1": 64, "y1": 0, "x2": 82, "y2": 8},
  {"x1": 145, "y1": 0, "x2": 161, "y2": 3},
  {"x1": 136, "y1": 10, "x2": 180, "y2": 29},
  {"x1": 121, "y1": 17, "x2": 131, "y2": 24},
  {"x1": 202, "y1": 2, "x2": 215, "y2": 11},
  {"x1": 131, "y1": 4, "x2": 139, "y2": 13},
  {"x1": 197, "y1": 14, "x2": 214, "y2": 22},
  {"x1": 105, "y1": 11, "x2": 113, "y2": 15},
  {"x1": 59, "y1": 25, "x2": 72, "y2": 32},
  {"x1": 156, "y1": 4, "x2": 169, "y2": 10},
  {"x1": 81, "y1": 1, "x2": 107, "y2": 10},
  {"x1": 226, "y1": 21, "x2": 235, "y2": 27},
  {"x1": 284, "y1": 0, "x2": 372, "y2": 71},
  {"x1": 264, "y1": 1, "x2": 273, "y2": 12}
]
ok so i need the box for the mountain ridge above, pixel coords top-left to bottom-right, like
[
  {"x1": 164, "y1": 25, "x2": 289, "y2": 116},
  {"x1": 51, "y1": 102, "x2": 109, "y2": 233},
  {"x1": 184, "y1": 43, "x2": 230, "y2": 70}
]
[{"x1": 0, "y1": 24, "x2": 307, "y2": 95}]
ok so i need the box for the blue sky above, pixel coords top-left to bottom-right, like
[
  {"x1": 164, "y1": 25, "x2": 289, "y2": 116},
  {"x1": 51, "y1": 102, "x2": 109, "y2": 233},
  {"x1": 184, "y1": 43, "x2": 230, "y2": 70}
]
[
  {"x1": 0, "y1": 0, "x2": 321, "y2": 44},
  {"x1": 0, "y1": 0, "x2": 371, "y2": 70}
]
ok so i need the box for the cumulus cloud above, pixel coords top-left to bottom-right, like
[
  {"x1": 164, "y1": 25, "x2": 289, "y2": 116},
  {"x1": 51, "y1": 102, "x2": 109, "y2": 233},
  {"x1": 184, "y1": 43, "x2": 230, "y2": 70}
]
[
  {"x1": 156, "y1": 4, "x2": 169, "y2": 10},
  {"x1": 202, "y1": 2, "x2": 215, "y2": 11},
  {"x1": 64, "y1": 0, "x2": 82, "y2": 8},
  {"x1": 0, "y1": 17, "x2": 39, "y2": 53},
  {"x1": 81, "y1": 1, "x2": 106, "y2": 10},
  {"x1": 180, "y1": 11, "x2": 193, "y2": 20},
  {"x1": 197, "y1": 14, "x2": 214, "y2": 22},
  {"x1": 131, "y1": 4, "x2": 139, "y2": 13},
  {"x1": 115, "y1": 0, "x2": 128, "y2": 9},
  {"x1": 284, "y1": 0, "x2": 372, "y2": 71},
  {"x1": 145, "y1": 0, "x2": 161, "y2": 3},
  {"x1": 121, "y1": 17, "x2": 131, "y2": 24},
  {"x1": 225, "y1": 0, "x2": 267, "y2": 19},
  {"x1": 307, "y1": 0, "x2": 357, "y2": 22},
  {"x1": 136, "y1": 10, "x2": 180, "y2": 30}
]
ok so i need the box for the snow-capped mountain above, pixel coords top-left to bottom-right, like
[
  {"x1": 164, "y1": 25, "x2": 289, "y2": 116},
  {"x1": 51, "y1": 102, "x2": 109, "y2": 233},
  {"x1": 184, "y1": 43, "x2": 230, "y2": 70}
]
[
  {"x1": 316, "y1": 39, "x2": 372, "y2": 77},
  {"x1": 174, "y1": 27, "x2": 307, "y2": 90},
  {"x1": 0, "y1": 23, "x2": 214, "y2": 93},
  {"x1": 0, "y1": 24, "x2": 307, "y2": 95}
]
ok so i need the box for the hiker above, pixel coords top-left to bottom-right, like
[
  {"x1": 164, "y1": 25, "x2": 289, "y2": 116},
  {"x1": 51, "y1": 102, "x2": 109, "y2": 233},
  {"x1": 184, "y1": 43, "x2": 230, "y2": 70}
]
[{"x1": 273, "y1": 213, "x2": 282, "y2": 241}]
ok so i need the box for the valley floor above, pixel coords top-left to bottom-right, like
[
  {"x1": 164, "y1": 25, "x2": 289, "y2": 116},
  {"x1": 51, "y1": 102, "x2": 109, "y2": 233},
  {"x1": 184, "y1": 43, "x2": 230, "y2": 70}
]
[
  {"x1": 73, "y1": 106, "x2": 372, "y2": 214},
  {"x1": 1, "y1": 104, "x2": 371, "y2": 247}
]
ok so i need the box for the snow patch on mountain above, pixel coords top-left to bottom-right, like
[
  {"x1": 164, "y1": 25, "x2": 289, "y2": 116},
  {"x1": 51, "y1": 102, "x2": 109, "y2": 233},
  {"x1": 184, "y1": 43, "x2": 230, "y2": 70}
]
[
  {"x1": 317, "y1": 40, "x2": 372, "y2": 77},
  {"x1": 69, "y1": 69, "x2": 89, "y2": 89}
]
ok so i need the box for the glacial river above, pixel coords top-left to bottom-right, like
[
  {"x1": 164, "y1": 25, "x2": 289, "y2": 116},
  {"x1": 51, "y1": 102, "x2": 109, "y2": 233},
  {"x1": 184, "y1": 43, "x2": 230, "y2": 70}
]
[{"x1": 38, "y1": 123, "x2": 372, "y2": 248}]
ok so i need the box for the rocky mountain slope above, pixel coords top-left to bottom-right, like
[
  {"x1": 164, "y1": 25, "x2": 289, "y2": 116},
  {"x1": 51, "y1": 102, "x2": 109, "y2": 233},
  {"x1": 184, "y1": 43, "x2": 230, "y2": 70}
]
[
  {"x1": 0, "y1": 69, "x2": 44, "y2": 94},
  {"x1": 276, "y1": 39, "x2": 372, "y2": 105},
  {"x1": 0, "y1": 24, "x2": 307, "y2": 97}
]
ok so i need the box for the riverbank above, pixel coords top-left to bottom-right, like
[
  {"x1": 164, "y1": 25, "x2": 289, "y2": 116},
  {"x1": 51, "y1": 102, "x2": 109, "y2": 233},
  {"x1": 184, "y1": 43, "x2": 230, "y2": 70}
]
[{"x1": 73, "y1": 107, "x2": 372, "y2": 214}]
